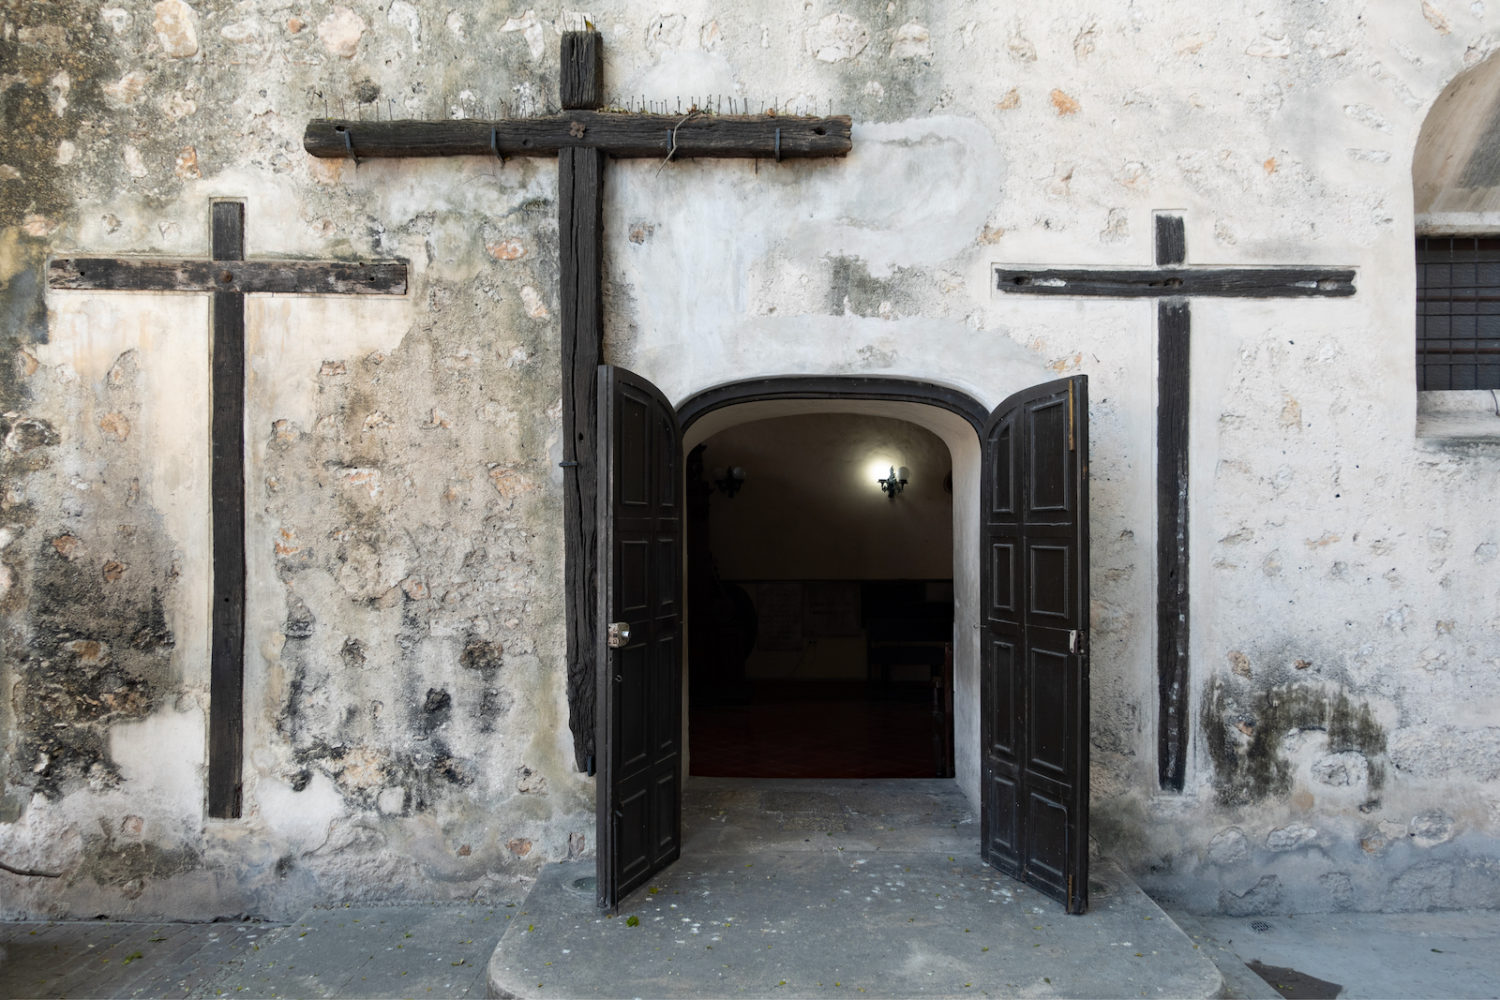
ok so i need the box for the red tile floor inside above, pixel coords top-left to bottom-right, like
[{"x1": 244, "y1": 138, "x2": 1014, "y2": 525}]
[{"x1": 689, "y1": 681, "x2": 950, "y2": 779}]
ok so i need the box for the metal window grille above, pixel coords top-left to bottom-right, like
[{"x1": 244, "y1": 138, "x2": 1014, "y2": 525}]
[{"x1": 1416, "y1": 236, "x2": 1500, "y2": 390}]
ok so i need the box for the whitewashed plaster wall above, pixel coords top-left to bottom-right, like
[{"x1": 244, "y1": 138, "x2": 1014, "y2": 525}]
[{"x1": 1, "y1": 0, "x2": 1497, "y2": 918}]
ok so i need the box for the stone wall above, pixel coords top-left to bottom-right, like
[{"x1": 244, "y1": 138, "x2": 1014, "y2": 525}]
[{"x1": 1, "y1": 0, "x2": 1498, "y2": 918}]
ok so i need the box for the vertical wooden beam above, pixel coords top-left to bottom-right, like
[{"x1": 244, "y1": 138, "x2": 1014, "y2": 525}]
[
  {"x1": 1155, "y1": 213, "x2": 1187, "y2": 267},
  {"x1": 560, "y1": 31, "x2": 603, "y2": 110},
  {"x1": 208, "y1": 200, "x2": 247, "y2": 818},
  {"x1": 1155, "y1": 214, "x2": 1190, "y2": 791},
  {"x1": 560, "y1": 32, "x2": 605, "y2": 772}
]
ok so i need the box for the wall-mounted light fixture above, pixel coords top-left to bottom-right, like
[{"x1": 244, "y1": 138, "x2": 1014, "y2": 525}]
[
  {"x1": 713, "y1": 466, "x2": 746, "y2": 498},
  {"x1": 879, "y1": 465, "x2": 909, "y2": 499}
]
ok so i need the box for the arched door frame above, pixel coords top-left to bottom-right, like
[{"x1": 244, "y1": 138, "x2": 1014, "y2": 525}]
[
  {"x1": 678, "y1": 375, "x2": 988, "y2": 436},
  {"x1": 594, "y1": 369, "x2": 1089, "y2": 911},
  {"x1": 675, "y1": 375, "x2": 990, "y2": 813}
]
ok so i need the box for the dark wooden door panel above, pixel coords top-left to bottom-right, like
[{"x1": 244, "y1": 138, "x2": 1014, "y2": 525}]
[
  {"x1": 985, "y1": 637, "x2": 1019, "y2": 757},
  {"x1": 619, "y1": 539, "x2": 651, "y2": 614},
  {"x1": 1024, "y1": 394, "x2": 1072, "y2": 515},
  {"x1": 985, "y1": 770, "x2": 1021, "y2": 871},
  {"x1": 652, "y1": 766, "x2": 679, "y2": 861},
  {"x1": 1026, "y1": 541, "x2": 1075, "y2": 626},
  {"x1": 980, "y1": 375, "x2": 1090, "y2": 914},
  {"x1": 613, "y1": 782, "x2": 651, "y2": 886},
  {"x1": 617, "y1": 643, "x2": 650, "y2": 772},
  {"x1": 988, "y1": 540, "x2": 1023, "y2": 623},
  {"x1": 656, "y1": 535, "x2": 680, "y2": 615},
  {"x1": 1025, "y1": 637, "x2": 1073, "y2": 779},
  {"x1": 597, "y1": 366, "x2": 683, "y2": 910},
  {"x1": 1023, "y1": 790, "x2": 1070, "y2": 898},
  {"x1": 651, "y1": 632, "x2": 679, "y2": 753},
  {"x1": 657, "y1": 412, "x2": 678, "y2": 508},
  {"x1": 619, "y1": 394, "x2": 650, "y2": 507},
  {"x1": 988, "y1": 417, "x2": 1019, "y2": 517}
]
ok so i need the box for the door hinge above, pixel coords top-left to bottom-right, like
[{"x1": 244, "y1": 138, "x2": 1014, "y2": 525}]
[{"x1": 1069, "y1": 629, "x2": 1087, "y2": 655}]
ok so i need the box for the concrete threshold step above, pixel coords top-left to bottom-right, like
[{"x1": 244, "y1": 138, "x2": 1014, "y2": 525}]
[{"x1": 487, "y1": 853, "x2": 1224, "y2": 999}]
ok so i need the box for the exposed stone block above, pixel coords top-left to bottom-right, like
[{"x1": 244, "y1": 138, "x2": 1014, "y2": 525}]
[
  {"x1": 317, "y1": 7, "x2": 364, "y2": 58},
  {"x1": 1219, "y1": 875, "x2": 1282, "y2": 916},
  {"x1": 1207, "y1": 827, "x2": 1249, "y2": 865},
  {"x1": 808, "y1": 13, "x2": 868, "y2": 63},
  {"x1": 153, "y1": 1, "x2": 199, "y2": 59},
  {"x1": 1312, "y1": 751, "x2": 1369, "y2": 787},
  {"x1": 1266, "y1": 823, "x2": 1320, "y2": 852},
  {"x1": 1408, "y1": 810, "x2": 1456, "y2": 848}
]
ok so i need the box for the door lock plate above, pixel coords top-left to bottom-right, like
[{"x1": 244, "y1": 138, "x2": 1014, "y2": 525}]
[{"x1": 607, "y1": 621, "x2": 631, "y2": 649}]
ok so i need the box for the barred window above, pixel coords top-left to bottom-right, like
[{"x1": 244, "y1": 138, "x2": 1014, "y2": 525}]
[{"x1": 1416, "y1": 236, "x2": 1500, "y2": 390}]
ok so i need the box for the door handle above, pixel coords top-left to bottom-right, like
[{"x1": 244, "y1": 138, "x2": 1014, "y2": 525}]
[{"x1": 607, "y1": 621, "x2": 631, "y2": 649}]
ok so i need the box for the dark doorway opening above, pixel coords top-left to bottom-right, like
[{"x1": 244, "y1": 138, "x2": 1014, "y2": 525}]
[
  {"x1": 597, "y1": 371, "x2": 1089, "y2": 913},
  {"x1": 684, "y1": 412, "x2": 956, "y2": 780}
]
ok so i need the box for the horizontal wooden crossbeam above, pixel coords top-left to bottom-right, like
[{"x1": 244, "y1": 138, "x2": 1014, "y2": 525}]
[
  {"x1": 48, "y1": 257, "x2": 408, "y2": 295},
  {"x1": 303, "y1": 113, "x2": 852, "y2": 160},
  {"x1": 994, "y1": 267, "x2": 1356, "y2": 298}
]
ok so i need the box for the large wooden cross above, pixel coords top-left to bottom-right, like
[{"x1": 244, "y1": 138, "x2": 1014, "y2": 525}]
[
  {"x1": 303, "y1": 31, "x2": 852, "y2": 773},
  {"x1": 48, "y1": 200, "x2": 407, "y2": 817},
  {"x1": 995, "y1": 214, "x2": 1355, "y2": 791}
]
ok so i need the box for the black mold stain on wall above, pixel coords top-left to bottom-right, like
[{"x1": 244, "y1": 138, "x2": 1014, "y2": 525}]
[
  {"x1": 11, "y1": 542, "x2": 176, "y2": 800},
  {"x1": 76, "y1": 831, "x2": 202, "y2": 900},
  {"x1": 275, "y1": 631, "x2": 476, "y2": 815},
  {"x1": 825, "y1": 256, "x2": 926, "y2": 319},
  {"x1": 1201, "y1": 674, "x2": 1387, "y2": 807},
  {"x1": 255, "y1": 275, "x2": 548, "y2": 821},
  {"x1": 1, "y1": 3, "x2": 125, "y2": 348},
  {"x1": 3, "y1": 401, "x2": 181, "y2": 804}
]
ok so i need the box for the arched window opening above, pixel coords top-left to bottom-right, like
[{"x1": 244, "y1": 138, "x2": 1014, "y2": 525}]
[{"x1": 1413, "y1": 54, "x2": 1500, "y2": 393}]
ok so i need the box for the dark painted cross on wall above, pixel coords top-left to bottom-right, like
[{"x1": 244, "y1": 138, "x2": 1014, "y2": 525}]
[
  {"x1": 995, "y1": 214, "x2": 1355, "y2": 790},
  {"x1": 302, "y1": 31, "x2": 853, "y2": 774},
  {"x1": 47, "y1": 202, "x2": 407, "y2": 817}
]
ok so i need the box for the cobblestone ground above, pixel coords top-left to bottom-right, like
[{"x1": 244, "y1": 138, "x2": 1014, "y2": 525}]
[{"x1": 0, "y1": 903, "x2": 509, "y2": 999}]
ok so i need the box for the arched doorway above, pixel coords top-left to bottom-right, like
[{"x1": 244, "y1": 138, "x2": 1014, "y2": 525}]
[
  {"x1": 677, "y1": 378, "x2": 988, "y2": 792},
  {"x1": 685, "y1": 411, "x2": 959, "y2": 779},
  {"x1": 594, "y1": 371, "x2": 1090, "y2": 914}
]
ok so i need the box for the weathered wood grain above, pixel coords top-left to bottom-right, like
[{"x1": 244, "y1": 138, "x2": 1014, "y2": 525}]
[
  {"x1": 1156, "y1": 300, "x2": 1191, "y2": 793},
  {"x1": 303, "y1": 113, "x2": 853, "y2": 160},
  {"x1": 48, "y1": 257, "x2": 407, "y2": 295},
  {"x1": 994, "y1": 267, "x2": 1356, "y2": 298},
  {"x1": 560, "y1": 30, "x2": 605, "y2": 773},
  {"x1": 561, "y1": 145, "x2": 605, "y2": 774},
  {"x1": 208, "y1": 201, "x2": 246, "y2": 820},
  {"x1": 1155, "y1": 214, "x2": 1186, "y2": 267},
  {"x1": 561, "y1": 30, "x2": 603, "y2": 110}
]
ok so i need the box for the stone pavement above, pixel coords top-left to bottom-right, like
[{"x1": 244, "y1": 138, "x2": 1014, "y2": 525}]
[
  {"x1": 487, "y1": 778, "x2": 1224, "y2": 999},
  {"x1": 0, "y1": 918, "x2": 273, "y2": 999},
  {"x1": 3, "y1": 779, "x2": 1500, "y2": 999},
  {"x1": 0, "y1": 904, "x2": 509, "y2": 999},
  {"x1": 487, "y1": 855, "x2": 1219, "y2": 999},
  {"x1": 1167, "y1": 907, "x2": 1500, "y2": 1000}
]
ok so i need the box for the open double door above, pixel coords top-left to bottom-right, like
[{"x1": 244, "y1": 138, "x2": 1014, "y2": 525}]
[{"x1": 594, "y1": 367, "x2": 1090, "y2": 914}]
